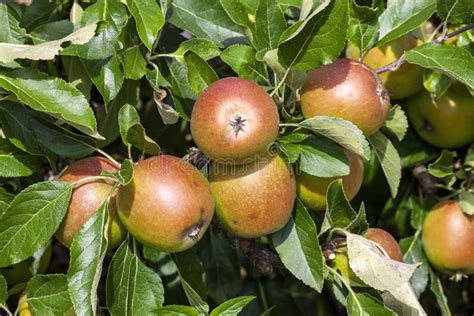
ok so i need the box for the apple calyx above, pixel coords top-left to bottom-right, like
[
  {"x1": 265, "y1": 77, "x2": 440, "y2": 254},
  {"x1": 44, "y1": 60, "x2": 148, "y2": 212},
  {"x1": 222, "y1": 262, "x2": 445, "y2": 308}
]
[{"x1": 229, "y1": 114, "x2": 247, "y2": 138}]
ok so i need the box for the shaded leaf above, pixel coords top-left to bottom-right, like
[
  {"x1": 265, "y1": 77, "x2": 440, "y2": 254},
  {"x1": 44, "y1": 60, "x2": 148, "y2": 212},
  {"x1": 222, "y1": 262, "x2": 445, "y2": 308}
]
[
  {"x1": 184, "y1": 52, "x2": 219, "y2": 95},
  {"x1": 221, "y1": 45, "x2": 269, "y2": 85},
  {"x1": 428, "y1": 150, "x2": 454, "y2": 178},
  {"x1": 368, "y1": 131, "x2": 401, "y2": 198},
  {"x1": 0, "y1": 139, "x2": 43, "y2": 177}
]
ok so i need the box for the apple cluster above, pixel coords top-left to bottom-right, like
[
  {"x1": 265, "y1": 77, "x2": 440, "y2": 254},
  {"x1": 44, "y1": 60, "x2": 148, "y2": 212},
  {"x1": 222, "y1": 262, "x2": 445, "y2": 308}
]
[{"x1": 44, "y1": 35, "x2": 473, "y2": 277}]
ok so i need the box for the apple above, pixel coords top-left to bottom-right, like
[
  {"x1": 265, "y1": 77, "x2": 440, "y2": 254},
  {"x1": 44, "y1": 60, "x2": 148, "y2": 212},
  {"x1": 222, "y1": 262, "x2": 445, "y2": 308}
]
[
  {"x1": 300, "y1": 58, "x2": 390, "y2": 136},
  {"x1": 191, "y1": 77, "x2": 280, "y2": 164},
  {"x1": 296, "y1": 149, "x2": 364, "y2": 211},
  {"x1": 406, "y1": 83, "x2": 474, "y2": 149},
  {"x1": 423, "y1": 200, "x2": 474, "y2": 274},
  {"x1": 116, "y1": 155, "x2": 214, "y2": 253},
  {"x1": 55, "y1": 157, "x2": 126, "y2": 249},
  {"x1": 346, "y1": 35, "x2": 424, "y2": 99},
  {"x1": 209, "y1": 154, "x2": 295, "y2": 238}
]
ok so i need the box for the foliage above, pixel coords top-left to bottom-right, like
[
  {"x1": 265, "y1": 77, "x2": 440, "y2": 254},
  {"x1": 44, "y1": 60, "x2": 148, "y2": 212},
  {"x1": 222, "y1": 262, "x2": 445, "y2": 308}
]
[{"x1": 0, "y1": 0, "x2": 472, "y2": 315}]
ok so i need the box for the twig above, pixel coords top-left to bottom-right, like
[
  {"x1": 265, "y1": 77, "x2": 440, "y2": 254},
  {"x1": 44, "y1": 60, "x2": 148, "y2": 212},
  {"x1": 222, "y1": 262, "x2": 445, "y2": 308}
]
[
  {"x1": 213, "y1": 219, "x2": 284, "y2": 274},
  {"x1": 376, "y1": 23, "x2": 474, "y2": 74},
  {"x1": 411, "y1": 165, "x2": 437, "y2": 198}
]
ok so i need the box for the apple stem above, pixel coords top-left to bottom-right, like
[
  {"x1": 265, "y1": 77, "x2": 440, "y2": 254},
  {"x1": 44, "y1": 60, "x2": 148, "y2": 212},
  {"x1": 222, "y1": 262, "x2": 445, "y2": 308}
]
[
  {"x1": 376, "y1": 23, "x2": 474, "y2": 74},
  {"x1": 73, "y1": 176, "x2": 119, "y2": 188}
]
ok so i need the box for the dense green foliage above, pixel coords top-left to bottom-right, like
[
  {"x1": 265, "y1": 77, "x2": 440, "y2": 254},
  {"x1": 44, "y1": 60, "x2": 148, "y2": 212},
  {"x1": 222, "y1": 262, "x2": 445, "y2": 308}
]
[{"x1": 0, "y1": 0, "x2": 473, "y2": 315}]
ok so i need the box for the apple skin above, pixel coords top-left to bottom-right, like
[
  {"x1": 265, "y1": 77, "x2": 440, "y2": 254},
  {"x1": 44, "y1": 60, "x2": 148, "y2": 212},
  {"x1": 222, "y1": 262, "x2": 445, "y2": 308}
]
[
  {"x1": 191, "y1": 77, "x2": 280, "y2": 164},
  {"x1": 0, "y1": 245, "x2": 51, "y2": 287},
  {"x1": 423, "y1": 200, "x2": 474, "y2": 275},
  {"x1": 365, "y1": 228, "x2": 403, "y2": 262},
  {"x1": 55, "y1": 157, "x2": 126, "y2": 249},
  {"x1": 300, "y1": 58, "x2": 390, "y2": 136},
  {"x1": 346, "y1": 36, "x2": 424, "y2": 99},
  {"x1": 296, "y1": 149, "x2": 364, "y2": 211},
  {"x1": 209, "y1": 154, "x2": 295, "y2": 238},
  {"x1": 406, "y1": 84, "x2": 474, "y2": 149},
  {"x1": 116, "y1": 155, "x2": 215, "y2": 253}
]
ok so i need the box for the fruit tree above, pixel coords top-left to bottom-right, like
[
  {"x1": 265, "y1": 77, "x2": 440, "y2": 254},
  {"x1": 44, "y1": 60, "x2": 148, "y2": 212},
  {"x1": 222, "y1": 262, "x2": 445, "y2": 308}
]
[{"x1": 0, "y1": 0, "x2": 473, "y2": 315}]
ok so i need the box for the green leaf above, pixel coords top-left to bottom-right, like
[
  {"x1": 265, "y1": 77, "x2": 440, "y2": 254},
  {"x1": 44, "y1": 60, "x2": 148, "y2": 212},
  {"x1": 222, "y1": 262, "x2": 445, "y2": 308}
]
[
  {"x1": 198, "y1": 229, "x2": 241, "y2": 304},
  {"x1": 428, "y1": 268, "x2": 451, "y2": 316},
  {"x1": 67, "y1": 200, "x2": 109, "y2": 316},
  {"x1": 423, "y1": 70, "x2": 452, "y2": 98},
  {"x1": 97, "y1": 80, "x2": 140, "y2": 148},
  {"x1": 118, "y1": 104, "x2": 161, "y2": 155},
  {"x1": 221, "y1": 45, "x2": 269, "y2": 85},
  {"x1": 102, "y1": 159, "x2": 134, "y2": 186},
  {"x1": 347, "y1": 293, "x2": 396, "y2": 316},
  {"x1": 0, "y1": 23, "x2": 97, "y2": 63},
  {"x1": 348, "y1": 1, "x2": 382, "y2": 53},
  {"x1": 0, "y1": 139, "x2": 43, "y2": 177},
  {"x1": 395, "y1": 127, "x2": 439, "y2": 169},
  {"x1": 278, "y1": 0, "x2": 348, "y2": 70},
  {"x1": 368, "y1": 131, "x2": 401, "y2": 198},
  {"x1": 279, "y1": 132, "x2": 350, "y2": 177},
  {"x1": 0, "y1": 68, "x2": 100, "y2": 138},
  {"x1": 173, "y1": 250, "x2": 207, "y2": 301},
  {"x1": 299, "y1": 116, "x2": 371, "y2": 160},
  {"x1": 428, "y1": 150, "x2": 454, "y2": 178},
  {"x1": 0, "y1": 0, "x2": 26, "y2": 44},
  {"x1": 127, "y1": 0, "x2": 164, "y2": 51},
  {"x1": 0, "y1": 181, "x2": 73, "y2": 267},
  {"x1": 120, "y1": 45, "x2": 147, "y2": 81},
  {"x1": 254, "y1": 0, "x2": 286, "y2": 52},
  {"x1": 62, "y1": 0, "x2": 128, "y2": 59},
  {"x1": 405, "y1": 43, "x2": 474, "y2": 90},
  {"x1": 164, "y1": 38, "x2": 221, "y2": 60},
  {"x1": 30, "y1": 20, "x2": 74, "y2": 44},
  {"x1": 459, "y1": 191, "x2": 474, "y2": 215},
  {"x1": 168, "y1": 0, "x2": 246, "y2": 46},
  {"x1": 179, "y1": 277, "x2": 209, "y2": 315},
  {"x1": 155, "y1": 305, "x2": 200, "y2": 315},
  {"x1": 210, "y1": 296, "x2": 255, "y2": 316},
  {"x1": 22, "y1": 0, "x2": 68, "y2": 30},
  {"x1": 0, "y1": 187, "x2": 14, "y2": 216},
  {"x1": 437, "y1": 0, "x2": 473, "y2": 24},
  {"x1": 81, "y1": 55, "x2": 125, "y2": 104},
  {"x1": 0, "y1": 274, "x2": 6, "y2": 306},
  {"x1": 377, "y1": 0, "x2": 436, "y2": 46},
  {"x1": 321, "y1": 179, "x2": 357, "y2": 231},
  {"x1": 184, "y1": 52, "x2": 219, "y2": 95},
  {"x1": 383, "y1": 105, "x2": 408, "y2": 142},
  {"x1": 26, "y1": 274, "x2": 73, "y2": 316},
  {"x1": 160, "y1": 57, "x2": 196, "y2": 120},
  {"x1": 399, "y1": 234, "x2": 429, "y2": 298},
  {"x1": 219, "y1": 0, "x2": 255, "y2": 39},
  {"x1": 0, "y1": 102, "x2": 93, "y2": 161},
  {"x1": 106, "y1": 239, "x2": 165, "y2": 315},
  {"x1": 272, "y1": 200, "x2": 324, "y2": 292}
]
